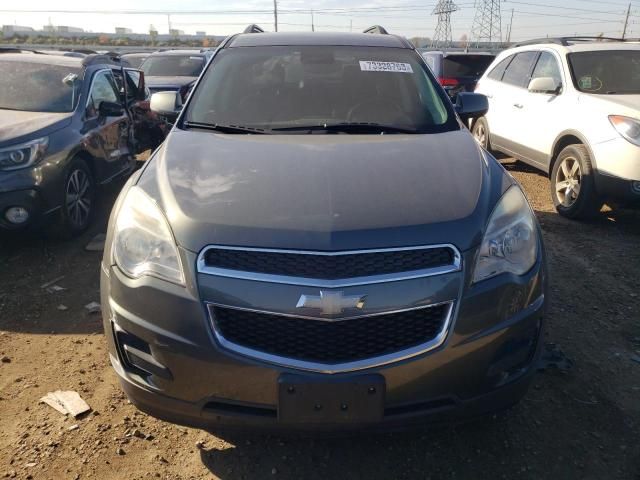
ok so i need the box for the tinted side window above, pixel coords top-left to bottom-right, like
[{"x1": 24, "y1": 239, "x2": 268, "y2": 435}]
[
  {"x1": 487, "y1": 55, "x2": 514, "y2": 81},
  {"x1": 531, "y1": 52, "x2": 562, "y2": 85},
  {"x1": 86, "y1": 71, "x2": 119, "y2": 117},
  {"x1": 502, "y1": 51, "x2": 539, "y2": 88}
]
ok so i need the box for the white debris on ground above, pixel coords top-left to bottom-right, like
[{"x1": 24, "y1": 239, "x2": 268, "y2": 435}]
[
  {"x1": 40, "y1": 391, "x2": 91, "y2": 418},
  {"x1": 84, "y1": 302, "x2": 101, "y2": 314},
  {"x1": 85, "y1": 233, "x2": 106, "y2": 252}
]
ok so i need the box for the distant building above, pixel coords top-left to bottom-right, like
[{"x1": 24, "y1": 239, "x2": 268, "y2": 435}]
[
  {"x1": 2, "y1": 25, "x2": 35, "y2": 36},
  {"x1": 169, "y1": 29, "x2": 185, "y2": 36},
  {"x1": 43, "y1": 25, "x2": 55, "y2": 33},
  {"x1": 115, "y1": 27, "x2": 133, "y2": 35},
  {"x1": 56, "y1": 26, "x2": 84, "y2": 34},
  {"x1": 196, "y1": 31, "x2": 206, "y2": 36}
]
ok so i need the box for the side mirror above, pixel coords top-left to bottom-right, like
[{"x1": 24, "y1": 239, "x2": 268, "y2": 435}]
[
  {"x1": 528, "y1": 77, "x2": 561, "y2": 94},
  {"x1": 150, "y1": 91, "x2": 182, "y2": 122},
  {"x1": 98, "y1": 101, "x2": 125, "y2": 117},
  {"x1": 455, "y1": 92, "x2": 489, "y2": 123}
]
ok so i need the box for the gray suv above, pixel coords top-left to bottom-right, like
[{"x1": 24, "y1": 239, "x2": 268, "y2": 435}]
[{"x1": 100, "y1": 27, "x2": 547, "y2": 431}]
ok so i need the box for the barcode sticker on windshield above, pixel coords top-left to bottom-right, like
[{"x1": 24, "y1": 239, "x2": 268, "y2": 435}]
[{"x1": 359, "y1": 61, "x2": 413, "y2": 73}]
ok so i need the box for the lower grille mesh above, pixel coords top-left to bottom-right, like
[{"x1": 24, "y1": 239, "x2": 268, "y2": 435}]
[{"x1": 211, "y1": 304, "x2": 449, "y2": 364}]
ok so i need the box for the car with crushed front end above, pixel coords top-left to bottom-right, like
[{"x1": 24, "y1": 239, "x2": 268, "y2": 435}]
[
  {"x1": 0, "y1": 51, "x2": 165, "y2": 236},
  {"x1": 100, "y1": 26, "x2": 547, "y2": 432}
]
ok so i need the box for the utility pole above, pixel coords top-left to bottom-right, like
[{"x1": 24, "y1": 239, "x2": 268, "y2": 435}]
[
  {"x1": 506, "y1": 8, "x2": 514, "y2": 44},
  {"x1": 350, "y1": 19, "x2": 353, "y2": 32},
  {"x1": 311, "y1": 9, "x2": 315, "y2": 32},
  {"x1": 167, "y1": 14, "x2": 171, "y2": 34},
  {"x1": 273, "y1": 0, "x2": 278, "y2": 32},
  {"x1": 622, "y1": 3, "x2": 631, "y2": 39},
  {"x1": 431, "y1": 0, "x2": 459, "y2": 48}
]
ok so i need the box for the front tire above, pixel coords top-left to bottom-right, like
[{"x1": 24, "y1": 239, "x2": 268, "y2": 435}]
[
  {"x1": 57, "y1": 158, "x2": 96, "y2": 237},
  {"x1": 472, "y1": 117, "x2": 491, "y2": 151},
  {"x1": 550, "y1": 144, "x2": 602, "y2": 219}
]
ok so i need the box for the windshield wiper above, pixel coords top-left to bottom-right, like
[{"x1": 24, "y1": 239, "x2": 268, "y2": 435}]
[
  {"x1": 271, "y1": 123, "x2": 420, "y2": 134},
  {"x1": 183, "y1": 121, "x2": 268, "y2": 134}
]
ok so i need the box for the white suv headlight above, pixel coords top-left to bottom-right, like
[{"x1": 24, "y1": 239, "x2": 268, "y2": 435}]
[
  {"x1": 112, "y1": 186, "x2": 185, "y2": 285},
  {"x1": 609, "y1": 115, "x2": 640, "y2": 146},
  {"x1": 473, "y1": 186, "x2": 539, "y2": 283}
]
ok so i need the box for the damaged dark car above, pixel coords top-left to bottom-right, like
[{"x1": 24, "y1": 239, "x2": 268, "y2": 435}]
[{"x1": 0, "y1": 52, "x2": 166, "y2": 235}]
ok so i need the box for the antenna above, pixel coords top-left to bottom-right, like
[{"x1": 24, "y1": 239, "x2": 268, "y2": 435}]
[
  {"x1": 471, "y1": 0, "x2": 502, "y2": 47},
  {"x1": 431, "y1": 0, "x2": 459, "y2": 48}
]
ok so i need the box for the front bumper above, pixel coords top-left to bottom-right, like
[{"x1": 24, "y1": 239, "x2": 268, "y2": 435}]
[
  {"x1": 592, "y1": 137, "x2": 640, "y2": 204},
  {"x1": 101, "y1": 246, "x2": 546, "y2": 432}
]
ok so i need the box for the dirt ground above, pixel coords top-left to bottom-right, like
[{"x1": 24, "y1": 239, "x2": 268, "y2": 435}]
[{"x1": 1, "y1": 158, "x2": 639, "y2": 480}]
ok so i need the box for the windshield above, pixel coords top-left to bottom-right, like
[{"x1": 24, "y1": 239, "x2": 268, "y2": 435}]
[
  {"x1": 185, "y1": 46, "x2": 456, "y2": 133},
  {"x1": 568, "y1": 50, "x2": 640, "y2": 94},
  {"x1": 141, "y1": 55, "x2": 205, "y2": 77},
  {"x1": 123, "y1": 55, "x2": 147, "y2": 69},
  {"x1": 0, "y1": 61, "x2": 82, "y2": 113}
]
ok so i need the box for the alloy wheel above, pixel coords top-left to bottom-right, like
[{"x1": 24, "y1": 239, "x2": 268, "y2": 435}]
[
  {"x1": 65, "y1": 169, "x2": 92, "y2": 228},
  {"x1": 473, "y1": 123, "x2": 487, "y2": 148},
  {"x1": 555, "y1": 156, "x2": 582, "y2": 208}
]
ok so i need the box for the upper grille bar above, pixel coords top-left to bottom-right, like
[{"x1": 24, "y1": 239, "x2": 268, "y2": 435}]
[{"x1": 197, "y1": 244, "x2": 462, "y2": 287}]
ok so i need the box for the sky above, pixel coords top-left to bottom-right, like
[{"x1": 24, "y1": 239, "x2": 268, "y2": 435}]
[{"x1": 1, "y1": 0, "x2": 638, "y2": 41}]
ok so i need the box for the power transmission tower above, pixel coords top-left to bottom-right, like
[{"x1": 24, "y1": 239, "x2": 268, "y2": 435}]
[
  {"x1": 431, "y1": 0, "x2": 459, "y2": 48},
  {"x1": 471, "y1": 0, "x2": 502, "y2": 47}
]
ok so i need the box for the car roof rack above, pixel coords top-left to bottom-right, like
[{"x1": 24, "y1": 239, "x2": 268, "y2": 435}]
[
  {"x1": 514, "y1": 36, "x2": 626, "y2": 47},
  {"x1": 243, "y1": 24, "x2": 265, "y2": 34},
  {"x1": 68, "y1": 48, "x2": 98, "y2": 55},
  {"x1": 363, "y1": 25, "x2": 389, "y2": 35}
]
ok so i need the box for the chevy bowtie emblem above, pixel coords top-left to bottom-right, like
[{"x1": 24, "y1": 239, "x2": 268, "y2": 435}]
[{"x1": 296, "y1": 291, "x2": 366, "y2": 315}]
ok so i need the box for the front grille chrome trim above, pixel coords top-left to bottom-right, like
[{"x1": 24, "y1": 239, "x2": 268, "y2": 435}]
[
  {"x1": 196, "y1": 244, "x2": 462, "y2": 288},
  {"x1": 207, "y1": 301, "x2": 455, "y2": 374}
]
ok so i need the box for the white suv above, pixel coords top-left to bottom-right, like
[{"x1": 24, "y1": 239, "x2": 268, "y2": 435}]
[{"x1": 474, "y1": 38, "x2": 640, "y2": 218}]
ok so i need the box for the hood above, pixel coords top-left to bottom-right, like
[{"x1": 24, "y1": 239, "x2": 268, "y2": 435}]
[
  {"x1": 583, "y1": 93, "x2": 640, "y2": 116},
  {"x1": 0, "y1": 110, "x2": 73, "y2": 145},
  {"x1": 138, "y1": 129, "x2": 510, "y2": 253},
  {"x1": 145, "y1": 76, "x2": 197, "y2": 89}
]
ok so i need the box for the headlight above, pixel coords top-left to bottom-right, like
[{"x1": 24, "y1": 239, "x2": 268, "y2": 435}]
[
  {"x1": 112, "y1": 186, "x2": 184, "y2": 285},
  {"x1": 0, "y1": 137, "x2": 48, "y2": 171},
  {"x1": 609, "y1": 115, "x2": 640, "y2": 146},
  {"x1": 473, "y1": 186, "x2": 538, "y2": 283}
]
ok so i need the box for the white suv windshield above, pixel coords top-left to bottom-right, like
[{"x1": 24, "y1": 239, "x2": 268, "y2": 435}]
[
  {"x1": 186, "y1": 46, "x2": 456, "y2": 133},
  {"x1": 568, "y1": 50, "x2": 640, "y2": 94}
]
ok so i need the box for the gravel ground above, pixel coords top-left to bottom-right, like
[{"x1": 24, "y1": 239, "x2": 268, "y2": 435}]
[{"x1": 1, "y1": 158, "x2": 639, "y2": 480}]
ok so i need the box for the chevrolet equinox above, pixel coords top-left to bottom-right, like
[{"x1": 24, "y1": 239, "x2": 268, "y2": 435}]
[{"x1": 100, "y1": 26, "x2": 547, "y2": 431}]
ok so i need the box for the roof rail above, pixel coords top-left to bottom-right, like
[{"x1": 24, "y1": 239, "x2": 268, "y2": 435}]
[
  {"x1": 69, "y1": 48, "x2": 98, "y2": 55},
  {"x1": 363, "y1": 25, "x2": 389, "y2": 35},
  {"x1": 514, "y1": 36, "x2": 625, "y2": 47},
  {"x1": 243, "y1": 24, "x2": 264, "y2": 34}
]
